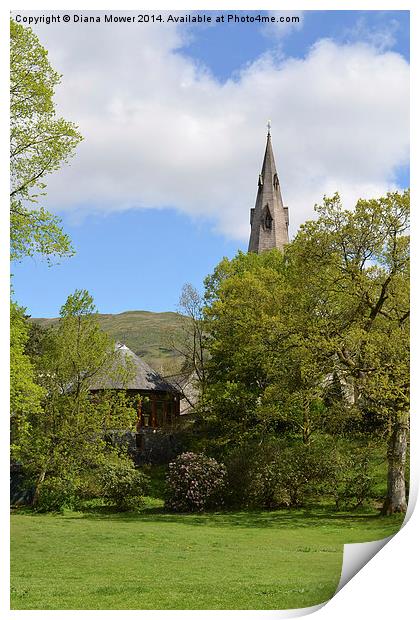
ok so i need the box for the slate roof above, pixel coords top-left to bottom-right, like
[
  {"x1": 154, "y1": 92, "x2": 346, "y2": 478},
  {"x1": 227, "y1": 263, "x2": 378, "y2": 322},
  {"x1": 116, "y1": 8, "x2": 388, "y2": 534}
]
[
  {"x1": 89, "y1": 343, "x2": 179, "y2": 394},
  {"x1": 165, "y1": 370, "x2": 200, "y2": 415}
]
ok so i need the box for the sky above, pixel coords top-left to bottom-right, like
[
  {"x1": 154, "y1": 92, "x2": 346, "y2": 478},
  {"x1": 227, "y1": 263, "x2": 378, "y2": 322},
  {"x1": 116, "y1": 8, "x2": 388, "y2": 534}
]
[{"x1": 11, "y1": 9, "x2": 410, "y2": 317}]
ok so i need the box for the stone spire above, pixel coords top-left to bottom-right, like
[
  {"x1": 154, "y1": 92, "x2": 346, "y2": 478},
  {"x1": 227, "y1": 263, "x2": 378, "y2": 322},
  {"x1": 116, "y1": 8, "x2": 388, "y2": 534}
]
[{"x1": 248, "y1": 125, "x2": 289, "y2": 253}]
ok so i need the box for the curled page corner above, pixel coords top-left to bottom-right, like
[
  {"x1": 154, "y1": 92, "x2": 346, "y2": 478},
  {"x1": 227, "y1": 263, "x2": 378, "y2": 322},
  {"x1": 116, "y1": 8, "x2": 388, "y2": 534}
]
[
  {"x1": 268, "y1": 602, "x2": 326, "y2": 618},
  {"x1": 234, "y1": 602, "x2": 326, "y2": 618},
  {"x1": 335, "y1": 533, "x2": 395, "y2": 594},
  {"x1": 336, "y1": 490, "x2": 415, "y2": 596},
  {"x1": 283, "y1": 602, "x2": 326, "y2": 617},
  {"x1": 404, "y1": 487, "x2": 417, "y2": 523}
]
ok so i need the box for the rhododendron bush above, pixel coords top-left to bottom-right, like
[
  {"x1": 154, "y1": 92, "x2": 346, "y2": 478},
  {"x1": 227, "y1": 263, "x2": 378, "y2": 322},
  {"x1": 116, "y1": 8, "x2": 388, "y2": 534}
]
[{"x1": 165, "y1": 452, "x2": 226, "y2": 512}]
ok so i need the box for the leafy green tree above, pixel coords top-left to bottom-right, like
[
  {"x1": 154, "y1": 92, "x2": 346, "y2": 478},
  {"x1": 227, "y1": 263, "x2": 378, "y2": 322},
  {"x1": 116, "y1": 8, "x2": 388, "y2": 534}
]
[
  {"x1": 203, "y1": 250, "x2": 326, "y2": 444},
  {"x1": 203, "y1": 191, "x2": 409, "y2": 514},
  {"x1": 24, "y1": 319, "x2": 49, "y2": 359},
  {"x1": 43, "y1": 289, "x2": 117, "y2": 408},
  {"x1": 13, "y1": 290, "x2": 137, "y2": 507},
  {"x1": 10, "y1": 302, "x2": 45, "y2": 449},
  {"x1": 10, "y1": 18, "x2": 82, "y2": 262},
  {"x1": 10, "y1": 21, "x2": 83, "y2": 499},
  {"x1": 287, "y1": 191, "x2": 409, "y2": 514}
]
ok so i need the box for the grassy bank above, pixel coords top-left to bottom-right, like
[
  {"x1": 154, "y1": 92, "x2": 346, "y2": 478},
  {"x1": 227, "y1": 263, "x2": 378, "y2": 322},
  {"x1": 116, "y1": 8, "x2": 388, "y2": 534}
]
[
  {"x1": 10, "y1": 507, "x2": 403, "y2": 610},
  {"x1": 31, "y1": 310, "x2": 185, "y2": 374}
]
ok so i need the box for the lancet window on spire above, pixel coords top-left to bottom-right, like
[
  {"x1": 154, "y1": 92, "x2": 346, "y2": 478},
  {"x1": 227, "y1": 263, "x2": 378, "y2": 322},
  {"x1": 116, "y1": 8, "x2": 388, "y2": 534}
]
[
  {"x1": 248, "y1": 126, "x2": 289, "y2": 254},
  {"x1": 262, "y1": 205, "x2": 273, "y2": 231}
]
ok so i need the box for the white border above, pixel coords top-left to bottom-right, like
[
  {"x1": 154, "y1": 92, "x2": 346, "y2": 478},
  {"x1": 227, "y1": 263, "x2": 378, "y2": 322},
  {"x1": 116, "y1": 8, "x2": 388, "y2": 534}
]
[{"x1": 2, "y1": 2, "x2": 417, "y2": 619}]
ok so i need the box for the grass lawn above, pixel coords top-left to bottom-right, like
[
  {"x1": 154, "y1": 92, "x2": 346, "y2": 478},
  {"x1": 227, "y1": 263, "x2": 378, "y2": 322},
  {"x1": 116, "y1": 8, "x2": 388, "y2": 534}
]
[{"x1": 10, "y1": 506, "x2": 404, "y2": 610}]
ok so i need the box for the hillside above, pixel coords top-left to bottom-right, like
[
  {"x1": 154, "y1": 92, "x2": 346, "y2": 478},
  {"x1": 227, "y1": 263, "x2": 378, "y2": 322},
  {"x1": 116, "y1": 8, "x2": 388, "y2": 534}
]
[{"x1": 31, "y1": 310, "x2": 187, "y2": 376}]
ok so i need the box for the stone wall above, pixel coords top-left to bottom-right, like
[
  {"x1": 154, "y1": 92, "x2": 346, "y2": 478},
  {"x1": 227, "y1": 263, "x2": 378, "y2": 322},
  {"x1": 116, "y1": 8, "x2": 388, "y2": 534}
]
[{"x1": 107, "y1": 428, "x2": 184, "y2": 465}]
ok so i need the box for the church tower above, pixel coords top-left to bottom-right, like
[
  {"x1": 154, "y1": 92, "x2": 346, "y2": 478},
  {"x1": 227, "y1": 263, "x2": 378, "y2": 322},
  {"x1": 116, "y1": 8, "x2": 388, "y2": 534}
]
[{"x1": 248, "y1": 124, "x2": 289, "y2": 253}]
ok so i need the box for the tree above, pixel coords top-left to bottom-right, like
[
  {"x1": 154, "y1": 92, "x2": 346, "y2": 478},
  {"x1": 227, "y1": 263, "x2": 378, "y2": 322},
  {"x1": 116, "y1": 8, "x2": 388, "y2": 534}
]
[
  {"x1": 10, "y1": 302, "x2": 45, "y2": 450},
  {"x1": 13, "y1": 290, "x2": 136, "y2": 506},
  {"x1": 286, "y1": 191, "x2": 409, "y2": 514},
  {"x1": 203, "y1": 191, "x2": 409, "y2": 514},
  {"x1": 166, "y1": 284, "x2": 209, "y2": 413},
  {"x1": 202, "y1": 250, "x2": 332, "y2": 446},
  {"x1": 10, "y1": 18, "x2": 82, "y2": 262},
  {"x1": 10, "y1": 21, "x2": 83, "y2": 500},
  {"x1": 202, "y1": 250, "x2": 296, "y2": 443},
  {"x1": 178, "y1": 284, "x2": 208, "y2": 391},
  {"x1": 45, "y1": 289, "x2": 117, "y2": 408}
]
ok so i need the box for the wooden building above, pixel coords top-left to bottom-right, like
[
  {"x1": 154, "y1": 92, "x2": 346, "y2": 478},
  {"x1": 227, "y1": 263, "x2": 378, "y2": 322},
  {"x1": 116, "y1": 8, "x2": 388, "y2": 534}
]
[{"x1": 89, "y1": 343, "x2": 181, "y2": 432}]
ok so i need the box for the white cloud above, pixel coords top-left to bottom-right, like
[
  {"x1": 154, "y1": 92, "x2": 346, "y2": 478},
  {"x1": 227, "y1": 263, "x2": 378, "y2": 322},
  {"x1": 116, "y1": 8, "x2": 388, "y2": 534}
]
[
  {"x1": 344, "y1": 17, "x2": 401, "y2": 52},
  {"x1": 262, "y1": 10, "x2": 304, "y2": 40},
  {"x1": 25, "y1": 12, "x2": 409, "y2": 241}
]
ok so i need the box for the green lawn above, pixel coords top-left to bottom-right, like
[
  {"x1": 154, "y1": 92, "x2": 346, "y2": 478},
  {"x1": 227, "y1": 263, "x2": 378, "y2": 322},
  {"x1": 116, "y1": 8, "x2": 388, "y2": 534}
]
[{"x1": 10, "y1": 507, "x2": 403, "y2": 610}]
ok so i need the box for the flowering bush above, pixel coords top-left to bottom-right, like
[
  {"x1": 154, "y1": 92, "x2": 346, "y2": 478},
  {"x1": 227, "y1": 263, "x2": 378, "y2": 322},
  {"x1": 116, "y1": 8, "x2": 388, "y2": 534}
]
[{"x1": 165, "y1": 452, "x2": 226, "y2": 512}]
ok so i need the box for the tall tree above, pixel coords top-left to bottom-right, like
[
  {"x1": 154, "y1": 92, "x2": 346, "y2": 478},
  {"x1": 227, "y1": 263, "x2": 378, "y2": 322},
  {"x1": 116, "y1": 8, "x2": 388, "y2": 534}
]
[
  {"x1": 203, "y1": 251, "x2": 291, "y2": 440},
  {"x1": 167, "y1": 284, "x2": 208, "y2": 405},
  {"x1": 10, "y1": 18, "x2": 82, "y2": 262},
  {"x1": 287, "y1": 191, "x2": 409, "y2": 514},
  {"x1": 10, "y1": 21, "x2": 83, "y2": 484},
  {"x1": 13, "y1": 290, "x2": 135, "y2": 506},
  {"x1": 203, "y1": 191, "x2": 409, "y2": 514},
  {"x1": 10, "y1": 302, "x2": 45, "y2": 450}
]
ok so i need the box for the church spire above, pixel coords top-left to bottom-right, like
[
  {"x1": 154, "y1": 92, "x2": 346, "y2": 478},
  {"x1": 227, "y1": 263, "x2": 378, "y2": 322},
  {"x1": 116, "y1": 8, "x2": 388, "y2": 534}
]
[{"x1": 248, "y1": 125, "x2": 289, "y2": 254}]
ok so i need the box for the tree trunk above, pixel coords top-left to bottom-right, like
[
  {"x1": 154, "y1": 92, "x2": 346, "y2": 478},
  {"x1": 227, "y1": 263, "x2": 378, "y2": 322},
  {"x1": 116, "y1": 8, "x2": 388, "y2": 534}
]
[
  {"x1": 32, "y1": 468, "x2": 46, "y2": 507},
  {"x1": 381, "y1": 420, "x2": 408, "y2": 515},
  {"x1": 302, "y1": 399, "x2": 312, "y2": 444}
]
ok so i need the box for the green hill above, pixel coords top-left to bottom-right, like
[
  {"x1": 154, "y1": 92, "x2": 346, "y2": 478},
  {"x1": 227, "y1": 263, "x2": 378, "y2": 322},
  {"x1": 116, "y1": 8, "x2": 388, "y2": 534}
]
[{"x1": 31, "y1": 310, "x2": 187, "y2": 376}]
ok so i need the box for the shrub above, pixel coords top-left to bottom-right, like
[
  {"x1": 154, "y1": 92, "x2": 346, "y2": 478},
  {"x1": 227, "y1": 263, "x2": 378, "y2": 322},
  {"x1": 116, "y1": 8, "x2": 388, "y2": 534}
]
[
  {"x1": 224, "y1": 438, "x2": 376, "y2": 510},
  {"x1": 224, "y1": 438, "x2": 336, "y2": 509},
  {"x1": 99, "y1": 460, "x2": 150, "y2": 511},
  {"x1": 165, "y1": 452, "x2": 226, "y2": 512},
  {"x1": 222, "y1": 441, "x2": 290, "y2": 508},
  {"x1": 329, "y1": 448, "x2": 374, "y2": 509},
  {"x1": 34, "y1": 476, "x2": 78, "y2": 512},
  {"x1": 267, "y1": 442, "x2": 334, "y2": 507},
  {"x1": 75, "y1": 468, "x2": 103, "y2": 501},
  {"x1": 226, "y1": 440, "x2": 308, "y2": 508},
  {"x1": 254, "y1": 442, "x2": 332, "y2": 507}
]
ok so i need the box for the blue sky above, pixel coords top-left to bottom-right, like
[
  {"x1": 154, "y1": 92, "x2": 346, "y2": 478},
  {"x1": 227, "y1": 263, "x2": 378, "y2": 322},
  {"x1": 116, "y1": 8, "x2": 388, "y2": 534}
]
[
  {"x1": 183, "y1": 10, "x2": 410, "y2": 78},
  {"x1": 12, "y1": 9, "x2": 409, "y2": 317}
]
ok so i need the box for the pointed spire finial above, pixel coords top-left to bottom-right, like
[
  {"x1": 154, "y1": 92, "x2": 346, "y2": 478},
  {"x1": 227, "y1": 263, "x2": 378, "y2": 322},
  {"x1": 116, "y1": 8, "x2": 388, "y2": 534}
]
[{"x1": 248, "y1": 124, "x2": 289, "y2": 254}]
